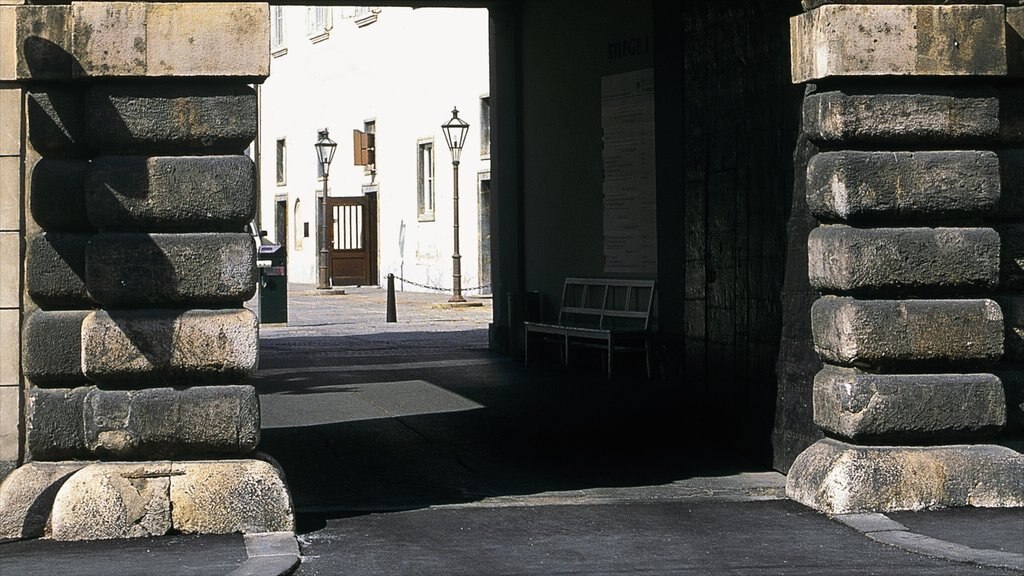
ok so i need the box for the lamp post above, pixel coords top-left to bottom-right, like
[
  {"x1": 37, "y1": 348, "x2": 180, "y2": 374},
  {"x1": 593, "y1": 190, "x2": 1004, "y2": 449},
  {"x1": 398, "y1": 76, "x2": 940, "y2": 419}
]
[
  {"x1": 314, "y1": 129, "x2": 337, "y2": 290},
  {"x1": 441, "y1": 107, "x2": 469, "y2": 303}
]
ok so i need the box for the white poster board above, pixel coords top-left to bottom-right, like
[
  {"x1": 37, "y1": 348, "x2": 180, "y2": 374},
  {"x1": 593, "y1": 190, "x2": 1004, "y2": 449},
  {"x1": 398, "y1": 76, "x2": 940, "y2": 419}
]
[{"x1": 601, "y1": 68, "x2": 657, "y2": 275}]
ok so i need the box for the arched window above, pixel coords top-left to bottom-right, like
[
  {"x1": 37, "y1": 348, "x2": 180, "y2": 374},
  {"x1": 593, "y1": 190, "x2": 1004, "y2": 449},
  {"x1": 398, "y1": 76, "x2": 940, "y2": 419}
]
[{"x1": 293, "y1": 199, "x2": 303, "y2": 251}]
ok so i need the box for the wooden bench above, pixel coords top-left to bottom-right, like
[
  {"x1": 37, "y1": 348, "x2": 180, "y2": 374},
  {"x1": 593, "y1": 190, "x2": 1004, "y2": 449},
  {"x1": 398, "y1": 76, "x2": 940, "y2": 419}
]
[{"x1": 524, "y1": 278, "x2": 656, "y2": 378}]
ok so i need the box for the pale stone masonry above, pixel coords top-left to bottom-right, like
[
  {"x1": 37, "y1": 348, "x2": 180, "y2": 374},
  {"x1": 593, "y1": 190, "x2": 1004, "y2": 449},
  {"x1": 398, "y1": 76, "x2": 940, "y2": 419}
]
[
  {"x1": 788, "y1": 2, "x2": 1024, "y2": 513},
  {"x1": 0, "y1": 2, "x2": 292, "y2": 541}
]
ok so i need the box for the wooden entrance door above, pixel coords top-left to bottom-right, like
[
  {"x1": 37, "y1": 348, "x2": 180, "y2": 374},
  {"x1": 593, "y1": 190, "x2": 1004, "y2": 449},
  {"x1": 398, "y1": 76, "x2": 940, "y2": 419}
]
[{"x1": 328, "y1": 195, "x2": 377, "y2": 286}]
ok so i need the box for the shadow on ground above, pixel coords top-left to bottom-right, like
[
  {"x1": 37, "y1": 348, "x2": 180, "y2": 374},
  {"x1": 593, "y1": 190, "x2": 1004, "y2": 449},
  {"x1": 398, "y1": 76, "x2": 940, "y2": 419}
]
[{"x1": 252, "y1": 330, "x2": 770, "y2": 534}]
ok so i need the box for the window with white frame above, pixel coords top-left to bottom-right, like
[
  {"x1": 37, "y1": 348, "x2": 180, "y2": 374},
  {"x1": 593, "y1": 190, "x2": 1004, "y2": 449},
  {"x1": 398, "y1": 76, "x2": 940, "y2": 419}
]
[
  {"x1": 307, "y1": 6, "x2": 332, "y2": 41},
  {"x1": 275, "y1": 138, "x2": 287, "y2": 185},
  {"x1": 417, "y1": 139, "x2": 435, "y2": 221},
  {"x1": 270, "y1": 6, "x2": 286, "y2": 54}
]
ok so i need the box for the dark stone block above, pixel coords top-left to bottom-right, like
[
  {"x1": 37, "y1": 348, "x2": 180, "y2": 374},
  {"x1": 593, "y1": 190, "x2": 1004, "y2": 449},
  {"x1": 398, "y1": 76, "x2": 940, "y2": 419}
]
[
  {"x1": 86, "y1": 155, "x2": 256, "y2": 231},
  {"x1": 29, "y1": 159, "x2": 93, "y2": 232},
  {"x1": 26, "y1": 90, "x2": 87, "y2": 158},
  {"x1": 22, "y1": 310, "x2": 90, "y2": 385},
  {"x1": 25, "y1": 232, "x2": 94, "y2": 308},
  {"x1": 83, "y1": 82, "x2": 257, "y2": 155},
  {"x1": 997, "y1": 224, "x2": 1024, "y2": 290},
  {"x1": 85, "y1": 232, "x2": 256, "y2": 306},
  {"x1": 26, "y1": 387, "x2": 88, "y2": 460}
]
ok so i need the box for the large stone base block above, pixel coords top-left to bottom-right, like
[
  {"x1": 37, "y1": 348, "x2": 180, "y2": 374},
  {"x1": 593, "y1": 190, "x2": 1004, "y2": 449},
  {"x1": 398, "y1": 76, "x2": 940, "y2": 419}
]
[
  {"x1": 0, "y1": 462, "x2": 89, "y2": 539},
  {"x1": 49, "y1": 459, "x2": 293, "y2": 541},
  {"x1": 786, "y1": 439, "x2": 1024, "y2": 515}
]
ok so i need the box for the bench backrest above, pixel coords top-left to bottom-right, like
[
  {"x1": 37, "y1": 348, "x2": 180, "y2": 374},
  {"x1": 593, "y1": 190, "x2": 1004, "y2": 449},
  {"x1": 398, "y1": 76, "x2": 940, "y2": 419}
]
[{"x1": 557, "y1": 278, "x2": 656, "y2": 332}]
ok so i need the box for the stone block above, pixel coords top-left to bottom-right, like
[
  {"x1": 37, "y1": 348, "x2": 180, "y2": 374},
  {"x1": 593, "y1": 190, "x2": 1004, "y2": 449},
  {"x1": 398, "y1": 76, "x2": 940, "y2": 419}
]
[
  {"x1": 82, "y1": 308, "x2": 258, "y2": 385},
  {"x1": 997, "y1": 223, "x2": 1024, "y2": 289},
  {"x1": 806, "y1": 151, "x2": 1000, "y2": 222},
  {"x1": 83, "y1": 83, "x2": 257, "y2": 155},
  {"x1": 0, "y1": 231, "x2": 18, "y2": 308},
  {"x1": 145, "y1": 3, "x2": 270, "y2": 79},
  {"x1": 0, "y1": 88, "x2": 20, "y2": 156},
  {"x1": 0, "y1": 461, "x2": 88, "y2": 539},
  {"x1": 14, "y1": 5, "x2": 75, "y2": 80},
  {"x1": 0, "y1": 309, "x2": 18, "y2": 385},
  {"x1": 811, "y1": 297, "x2": 1004, "y2": 369},
  {"x1": 26, "y1": 232, "x2": 94, "y2": 308},
  {"x1": 86, "y1": 233, "x2": 256, "y2": 306},
  {"x1": 169, "y1": 459, "x2": 293, "y2": 535},
  {"x1": 25, "y1": 386, "x2": 87, "y2": 459},
  {"x1": 1009, "y1": 7, "x2": 1024, "y2": 77},
  {"x1": 49, "y1": 462, "x2": 173, "y2": 540},
  {"x1": 28, "y1": 159, "x2": 92, "y2": 232},
  {"x1": 27, "y1": 385, "x2": 259, "y2": 460},
  {"x1": 786, "y1": 439, "x2": 1024, "y2": 514},
  {"x1": 792, "y1": 5, "x2": 1007, "y2": 83},
  {"x1": 802, "y1": 89, "x2": 1024, "y2": 146},
  {"x1": 808, "y1": 227, "x2": 1000, "y2": 295},
  {"x1": 26, "y1": 89, "x2": 86, "y2": 158},
  {"x1": 0, "y1": 156, "x2": 22, "y2": 232},
  {"x1": 0, "y1": 385, "x2": 19, "y2": 461},
  {"x1": 813, "y1": 366, "x2": 1005, "y2": 442},
  {"x1": 86, "y1": 156, "x2": 256, "y2": 231},
  {"x1": 71, "y1": 3, "x2": 147, "y2": 77},
  {"x1": 996, "y1": 295, "x2": 1024, "y2": 363},
  {"x1": 48, "y1": 459, "x2": 293, "y2": 540},
  {"x1": 0, "y1": 8, "x2": 14, "y2": 81},
  {"x1": 22, "y1": 310, "x2": 90, "y2": 385}
]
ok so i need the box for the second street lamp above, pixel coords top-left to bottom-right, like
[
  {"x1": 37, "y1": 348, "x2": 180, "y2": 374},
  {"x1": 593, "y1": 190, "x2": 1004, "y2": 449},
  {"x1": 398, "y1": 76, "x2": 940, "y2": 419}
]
[
  {"x1": 314, "y1": 129, "x2": 337, "y2": 290},
  {"x1": 441, "y1": 107, "x2": 470, "y2": 303}
]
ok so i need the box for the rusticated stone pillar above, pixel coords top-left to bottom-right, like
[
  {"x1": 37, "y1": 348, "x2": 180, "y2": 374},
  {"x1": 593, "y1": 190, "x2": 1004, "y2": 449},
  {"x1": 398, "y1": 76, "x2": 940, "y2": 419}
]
[
  {"x1": 787, "y1": 2, "x2": 1024, "y2": 514},
  {"x1": 0, "y1": 3, "x2": 293, "y2": 541}
]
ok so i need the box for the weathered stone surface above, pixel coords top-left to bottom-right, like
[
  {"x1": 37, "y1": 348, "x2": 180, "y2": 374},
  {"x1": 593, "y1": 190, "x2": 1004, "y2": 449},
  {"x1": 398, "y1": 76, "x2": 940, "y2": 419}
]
[
  {"x1": 996, "y1": 224, "x2": 1024, "y2": 289},
  {"x1": 811, "y1": 297, "x2": 1004, "y2": 369},
  {"x1": 26, "y1": 232, "x2": 94, "y2": 308},
  {"x1": 49, "y1": 462, "x2": 173, "y2": 540},
  {"x1": 169, "y1": 459, "x2": 294, "y2": 535},
  {"x1": 29, "y1": 159, "x2": 93, "y2": 232},
  {"x1": 81, "y1": 308, "x2": 258, "y2": 385},
  {"x1": 813, "y1": 366, "x2": 1005, "y2": 442},
  {"x1": 806, "y1": 151, "x2": 1000, "y2": 222},
  {"x1": 803, "y1": 89, "x2": 1024, "y2": 145},
  {"x1": 0, "y1": 88, "x2": 20, "y2": 157},
  {"x1": 1010, "y1": 7, "x2": 1024, "y2": 76},
  {"x1": 22, "y1": 310, "x2": 90, "y2": 385},
  {"x1": 49, "y1": 459, "x2": 293, "y2": 540},
  {"x1": 786, "y1": 439, "x2": 1024, "y2": 514},
  {"x1": 86, "y1": 233, "x2": 255, "y2": 306},
  {"x1": 71, "y1": 3, "x2": 147, "y2": 77},
  {"x1": 83, "y1": 83, "x2": 257, "y2": 155},
  {"x1": 792, "y1": 5, "x2": 1007, "y2": 83},
  {"x1": 26, "y1": 89, "x2": 86, "y2": 158},
  {"x1": 0, "y1": 231, "x2": 19, "y2": 309},
  {"x1": 808, "y1": 227, "x2": 1000, "y2": 295},
  {"x1": 0, "y1": 461, "x2": 88, "y2": 539},
  {"x1": 14, "y1": 5, "x2": 75, "y2": 80},
  {"x1": 145, "y1": 3, "x2": 270, "y2": 79},
  {"x1": 0, "y1": 157, "x2": 18, "y2": 232},
  {"x1": 0, "y1": 8, "x2": 14, "y2": 81},
  {"x1": 997, "y1": 296, "x2": 1024, "y2": 363},
  {"x1": 86, "y1": 156, "x2": 256, "y2": 231},
  {"x1": 27, "y1": 385, "x2": 260, "y2": 460}
]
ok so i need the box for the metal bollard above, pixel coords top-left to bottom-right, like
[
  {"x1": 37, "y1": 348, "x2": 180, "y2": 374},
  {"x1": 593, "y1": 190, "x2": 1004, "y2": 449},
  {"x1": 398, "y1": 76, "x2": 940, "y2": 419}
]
[{"x1": 386, "y1": 273, "x2": 397, "y2": 323}]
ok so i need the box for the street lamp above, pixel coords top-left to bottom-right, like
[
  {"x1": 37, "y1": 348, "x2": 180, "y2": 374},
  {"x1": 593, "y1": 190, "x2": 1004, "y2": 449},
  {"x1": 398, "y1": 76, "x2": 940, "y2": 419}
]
[
  {"x1": 314, "y1": 129, "x2": 337, "y2": 290},
  {"x1": 441, "y1": 107, "x2": 469, "y2": 303}
]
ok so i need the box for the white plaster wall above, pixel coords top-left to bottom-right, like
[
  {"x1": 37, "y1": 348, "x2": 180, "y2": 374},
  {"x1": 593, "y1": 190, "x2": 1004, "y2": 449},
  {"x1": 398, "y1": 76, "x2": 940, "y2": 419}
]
[{"x1": 258, "y1": 7, "x2": 490, "y2": 290}]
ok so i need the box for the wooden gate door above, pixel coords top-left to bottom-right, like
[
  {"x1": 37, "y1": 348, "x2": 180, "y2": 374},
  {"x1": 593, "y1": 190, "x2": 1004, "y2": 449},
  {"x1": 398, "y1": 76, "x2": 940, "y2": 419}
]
[{"x1": 328, "y1": 195, "x2": 377, "y2": 286}]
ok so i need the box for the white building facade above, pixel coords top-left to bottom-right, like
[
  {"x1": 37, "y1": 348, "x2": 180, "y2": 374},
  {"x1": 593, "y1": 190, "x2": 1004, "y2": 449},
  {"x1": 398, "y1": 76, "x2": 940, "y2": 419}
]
[{"x1": 258, "y1": 6, "x2": 491, "y2": 293}]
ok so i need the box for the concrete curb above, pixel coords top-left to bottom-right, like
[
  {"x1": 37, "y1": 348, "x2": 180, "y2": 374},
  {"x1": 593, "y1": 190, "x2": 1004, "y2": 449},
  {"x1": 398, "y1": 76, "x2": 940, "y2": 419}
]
[
  {"x1": 227, "y1": 532, "x2": 300, "y2": 576},
  {"x1": 834, "y1": 513, "x2": 1024, "y2": 572}
]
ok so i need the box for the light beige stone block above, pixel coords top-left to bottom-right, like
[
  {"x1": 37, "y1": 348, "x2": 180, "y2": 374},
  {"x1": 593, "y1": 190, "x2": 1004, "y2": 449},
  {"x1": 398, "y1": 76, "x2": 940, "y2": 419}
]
[
  {"x1": 0, "y1": 309, "x2": 17, "y2": 384},
  {"x1": 0, "y1": 88, "x2": 20, "y2": 156},
  {"x1": 0, "y1": 385, "x2": 19, "y2": 461},
  {"x1": 14, "y1": 5, "x2": 73, "y2": 80},
  {"x1": 145, "y1": 3, "x2": 269, "y2": 78},
  {"x1": 0, "y1": 8, "x2": 15, "y2": 80},
  {"x1": 792, "y1": 4, "x2": 1007, "y2": 83},
  {"x1": 72, "y1": 3, "x2": 147, "y2": 77},
  {"x1": 0, "y1": 156, "x2": 19, "y2": 231},
  {"x1": 0, "y1": 231, "x2": 20, "y2": 309},
  {"x1": 0, "y1": 461, "x2": 87, "y2": 539},
  {"x1": 50, "y1": 462, "x2": 173, "y2": 540},
  {"x1": 169, "y1": 459, "x2": 293, "y2": 535}
]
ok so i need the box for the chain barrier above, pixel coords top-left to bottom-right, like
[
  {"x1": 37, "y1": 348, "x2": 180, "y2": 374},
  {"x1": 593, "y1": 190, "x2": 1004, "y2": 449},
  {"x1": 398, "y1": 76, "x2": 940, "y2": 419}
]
[{"x1": 391, "y1": 274, "x2": 491, "y2": 293}]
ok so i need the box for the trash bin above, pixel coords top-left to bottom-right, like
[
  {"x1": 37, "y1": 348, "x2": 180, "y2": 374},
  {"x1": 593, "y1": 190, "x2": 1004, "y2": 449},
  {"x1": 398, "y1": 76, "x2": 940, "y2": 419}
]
[{"x1": 257, "y1": 244, "x2": 287, "y2": 324}]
